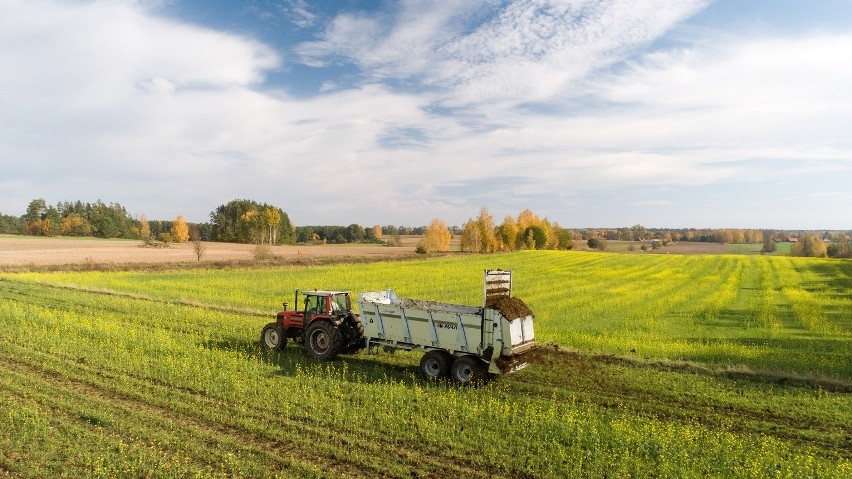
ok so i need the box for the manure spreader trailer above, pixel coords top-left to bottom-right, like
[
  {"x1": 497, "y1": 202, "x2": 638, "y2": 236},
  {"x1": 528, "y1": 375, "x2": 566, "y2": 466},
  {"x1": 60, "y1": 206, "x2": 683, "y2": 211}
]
[{"x1": 260, "y1": 270, "x2": 535, "y2": 384}]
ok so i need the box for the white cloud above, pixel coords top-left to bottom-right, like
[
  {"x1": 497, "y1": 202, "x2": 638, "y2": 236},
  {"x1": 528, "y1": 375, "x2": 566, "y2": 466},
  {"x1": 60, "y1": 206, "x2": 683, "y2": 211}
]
[
  {"x1": 281, "y1": 0, "x2": 317, "y2": 28},
  {"x1": 296, "y1": 0, "x2": 709, "y2": 106},
  {"x1": 0, "y1": 0, "x2": 281, "y2": 216},
  {"x1": 2, "y1": 1, "x2": 850, "y2": 229},
  {"x1": 435, "y1": 0, "x2": 710, "y2": 105},
  {"x1": 591, "y1": 34, "x2": 852, "y2": 148}
]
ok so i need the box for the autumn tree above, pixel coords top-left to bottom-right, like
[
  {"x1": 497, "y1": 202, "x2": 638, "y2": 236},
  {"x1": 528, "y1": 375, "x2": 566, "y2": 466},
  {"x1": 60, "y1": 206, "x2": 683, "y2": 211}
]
[
  {"x1": 515, "y1": 208, "x2": 555, "y2": 250},
  {"x1": 138, "y1": 214, "x2": 151, "y2": 241},
  {"x1": 59, "y1": 213, "x2": 92, "y2": 236},
  {"x1": 791, "y1": 235, "x2": 827, "y2": 257},
  {"x1": 496, "y1": 215, "x2": 519, "y2": 252},
  {"x1": 475, "y1": 207, "x2": 498, "y2": 253},
  {"x1": 418, "y1": 219, "x2": 451, "y2": 252},
  {"x1": 239, "y1": 209, "x2": 261, "y2": 243},
  {"x1": 171, "y1": 215, "x2": 189, "y2": 243},
  {"x1": 372, "y1": 225, "x2": 383, "y2": 239},
  {"x1": 459, "y1": 219, "x2": 481, "y2": 253},
  {"x1": 263, "y1": 207, "x2": 282, "y2": 244},
  {"x1": 552, "y1": 224, "x2": 573, "y2": 250},
  {"x1": 24, "y1": 198, "x2": 59, "y2": 236}
]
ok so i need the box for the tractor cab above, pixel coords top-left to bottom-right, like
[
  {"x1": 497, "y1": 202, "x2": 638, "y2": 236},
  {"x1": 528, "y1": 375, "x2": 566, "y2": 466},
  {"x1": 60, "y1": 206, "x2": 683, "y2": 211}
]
[
  {"x1": 276, "y1": 290, "x2": 352, "y2": 330},
  {"x1": 303, "y1": 290, "x2": 352, "y2": 317}
]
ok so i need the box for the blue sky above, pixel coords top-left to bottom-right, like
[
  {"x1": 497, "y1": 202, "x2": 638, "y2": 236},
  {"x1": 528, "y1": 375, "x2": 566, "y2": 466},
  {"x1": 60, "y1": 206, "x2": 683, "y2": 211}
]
[{"x1": 1, "y1": 0, "x2": 850, "y2": 229}]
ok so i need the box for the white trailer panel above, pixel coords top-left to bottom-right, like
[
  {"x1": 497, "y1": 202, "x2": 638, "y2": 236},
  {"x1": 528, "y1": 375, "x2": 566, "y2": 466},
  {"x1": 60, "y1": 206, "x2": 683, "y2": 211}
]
[{"x1": 358, "y1": 289, "x2": 534, "y2": 375}]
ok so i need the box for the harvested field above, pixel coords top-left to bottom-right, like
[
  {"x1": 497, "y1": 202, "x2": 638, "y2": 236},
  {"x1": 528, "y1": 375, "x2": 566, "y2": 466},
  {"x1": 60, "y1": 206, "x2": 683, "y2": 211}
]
[{"x1": 0, "y1": 236, "x2": 417, "y2": 268}]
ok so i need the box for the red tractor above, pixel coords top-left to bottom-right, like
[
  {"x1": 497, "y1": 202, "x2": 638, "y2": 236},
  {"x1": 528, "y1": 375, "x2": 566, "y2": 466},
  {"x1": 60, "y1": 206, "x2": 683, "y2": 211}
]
[{"x1": 260, "y1": 289, "x2": 364, "y2": 360}]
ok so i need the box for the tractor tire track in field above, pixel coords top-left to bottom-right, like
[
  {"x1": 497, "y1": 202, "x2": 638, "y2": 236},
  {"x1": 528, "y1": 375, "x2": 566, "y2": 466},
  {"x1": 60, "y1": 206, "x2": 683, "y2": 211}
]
[
  {"x1": 0, "y1": 277, "x2": 270, "y2": 319},
  {"x1": 512, "y1": 346, "x2": 852, "y2": 457},
  {"x1": 0, "y1": 348, "x2": 492, "y2": 479}
]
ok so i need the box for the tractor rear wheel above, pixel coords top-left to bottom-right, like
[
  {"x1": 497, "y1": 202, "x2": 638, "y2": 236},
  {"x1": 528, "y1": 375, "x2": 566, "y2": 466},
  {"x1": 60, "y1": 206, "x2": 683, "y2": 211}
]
[
  {"x1": 342, "y1": 313, "x2": 365, "y2": 354},
  {"x1": 304, "y1": 321, "x2": 343, "y2": 360},
  {"x1": 260, "y1": 323, "x2": 286, "y2": 351},
  {"x1": 419, "y1": 351, "x2": 452, "y2": 381},
  {"x1": 450, "y1": 356, "x2": 488, "y2": 385}
]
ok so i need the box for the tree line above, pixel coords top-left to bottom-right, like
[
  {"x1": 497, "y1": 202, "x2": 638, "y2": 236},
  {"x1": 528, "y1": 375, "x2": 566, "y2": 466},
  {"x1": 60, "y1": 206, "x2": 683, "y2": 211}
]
[
  {"x1": 459, "y1": 207, "x2": 574, "y2": 252},
  {"x1": 1, "y1": 198, "x2": 849, "y2": 257},
  {"x1": 416, "y1": 207, "x2": 573, "y2": 253},
  {"x1": 788, "y1": 233, "x2": 852, "y2": 258},
  {"x1": 296, "y1": 225, "x2": 383, "y2": 244},
  {"x1": 19, "y1": 199, "x2": 139, "y2": 239},
  {"x1": 0, "y1": 198, "x2": 292, "y2": 245},
  {"x1": 2, "y1": 198, "x2": 382, "y2": 248},
  {"x1": 578, "y1": 226, "x2": 766, "y2": 244}
]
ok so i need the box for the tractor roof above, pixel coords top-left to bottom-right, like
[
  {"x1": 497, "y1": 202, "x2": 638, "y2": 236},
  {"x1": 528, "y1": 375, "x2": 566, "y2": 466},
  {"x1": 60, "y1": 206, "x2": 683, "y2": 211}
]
[{"x1": 304, "y1": 290, "x2": 350, "y2": 297}]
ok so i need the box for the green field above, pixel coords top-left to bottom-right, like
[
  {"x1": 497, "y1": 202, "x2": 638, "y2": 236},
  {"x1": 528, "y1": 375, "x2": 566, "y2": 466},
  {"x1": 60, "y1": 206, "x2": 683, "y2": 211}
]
[
  {"x1": 1, "y1": 251, "x2": 850, "y2": 477},
  {"x1": 725, "y1": 242, "x2": 794, "y2": 255}
]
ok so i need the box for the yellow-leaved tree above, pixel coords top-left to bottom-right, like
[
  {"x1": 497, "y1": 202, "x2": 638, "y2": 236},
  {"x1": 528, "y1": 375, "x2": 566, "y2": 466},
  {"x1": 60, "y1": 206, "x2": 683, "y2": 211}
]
[
  {"x1": 418, "y1": 219, "x2": 451, "y2": 252},
  {"x1": 171, "y1": 215, "x2": 189, "y2": 243},
  {"x1": 262, "y1": 207, "x2": 281, "y2": 244},
  {"x1": 496, "y1": 215, "x2": 519, "y2": 251},
  {"x1": 138, "y1": 214, "x2": 151, "y2": 242},
  {"x1": 459, "y1": 219, "x2": 481, "y2": 253},
  {"x1": 460, "y1": 207, "x2": 499, "y2": 253},
  {"x1": 476, "y1": 207, "x2": 498, "y2": 253}
]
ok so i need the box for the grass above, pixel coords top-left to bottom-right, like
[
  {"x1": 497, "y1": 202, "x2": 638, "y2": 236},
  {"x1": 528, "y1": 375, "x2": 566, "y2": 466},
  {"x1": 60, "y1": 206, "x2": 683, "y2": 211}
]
[{"x1": 0, "y1": 251, "x2": 850, "y2": 477}]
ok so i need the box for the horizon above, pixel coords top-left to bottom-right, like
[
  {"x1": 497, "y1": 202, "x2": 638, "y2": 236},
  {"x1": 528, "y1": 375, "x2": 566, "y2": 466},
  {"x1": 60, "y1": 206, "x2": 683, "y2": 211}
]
[
  {"x1": 2, "y1": 196, "x2": 849, "y2": 233},
  {"x1": 2, "y1": 1, "x2": 851, "y2": 229}
]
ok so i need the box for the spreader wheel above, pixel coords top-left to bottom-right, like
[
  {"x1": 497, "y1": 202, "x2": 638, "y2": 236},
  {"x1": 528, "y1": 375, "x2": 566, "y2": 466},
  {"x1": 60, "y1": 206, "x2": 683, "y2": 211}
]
[
  {"x1": 450, "y1": 356, "x2": 488, "y2": 385},
  {"x1": 419, "y1": 351, "x2": 452, "y2": 381}
]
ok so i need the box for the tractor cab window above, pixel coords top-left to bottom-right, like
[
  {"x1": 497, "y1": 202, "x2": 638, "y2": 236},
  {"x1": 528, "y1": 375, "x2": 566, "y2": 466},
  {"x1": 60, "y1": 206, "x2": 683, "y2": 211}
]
[
  {"x1": 330, "y1": 294, "x2": 349, "y2": 313},
  {"x1": 304, "y1": 295, "x2": 324, "y2": 316}
]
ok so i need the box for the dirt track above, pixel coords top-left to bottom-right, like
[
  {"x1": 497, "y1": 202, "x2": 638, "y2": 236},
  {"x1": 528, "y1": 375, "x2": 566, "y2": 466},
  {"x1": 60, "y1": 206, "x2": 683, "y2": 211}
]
[{"x1": 0, "y1": 236, "x2": 418, "y2": 267}]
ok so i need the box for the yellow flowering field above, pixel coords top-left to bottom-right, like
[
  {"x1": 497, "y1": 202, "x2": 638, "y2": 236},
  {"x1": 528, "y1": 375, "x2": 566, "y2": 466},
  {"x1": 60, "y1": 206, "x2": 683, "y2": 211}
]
[{"x1": 1, "y1": 251, "x2": 849, "y2": 477}]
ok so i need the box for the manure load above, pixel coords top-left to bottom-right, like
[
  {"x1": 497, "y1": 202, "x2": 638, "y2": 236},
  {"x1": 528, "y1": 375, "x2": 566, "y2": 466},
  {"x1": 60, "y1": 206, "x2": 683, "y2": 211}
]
[{"x1": 358, "y1": 269, "x2": 535, "y2": 384}]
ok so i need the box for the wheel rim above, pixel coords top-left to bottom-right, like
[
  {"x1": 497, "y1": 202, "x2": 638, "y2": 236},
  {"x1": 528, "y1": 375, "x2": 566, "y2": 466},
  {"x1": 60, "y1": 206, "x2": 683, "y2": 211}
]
[
  {"x1": 264, "y1": 329, "x2": 279, "y2": 348},
  {"x1": 310, "y1": 329, "x2": 330, "y2": 353},
  {"x1": 456, "y1": 365, "x2": 473, "y2": 382},
  {"x1": 424, "y1": 358, "x2": 441, "y2": 376}
]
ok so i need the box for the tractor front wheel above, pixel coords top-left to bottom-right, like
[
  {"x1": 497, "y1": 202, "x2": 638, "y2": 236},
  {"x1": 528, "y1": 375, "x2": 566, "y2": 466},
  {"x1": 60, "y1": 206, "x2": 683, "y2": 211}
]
[
  {"x1": 304, "y1": 321, "x2": 343, "y2": 360},
  {"x1": 260, "y1": 323, "x2": 286, "y2": 351}
]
